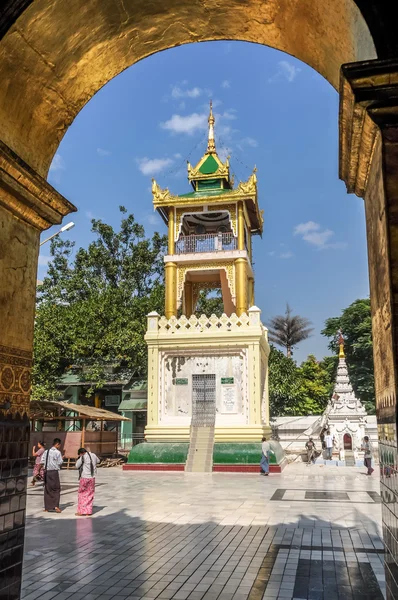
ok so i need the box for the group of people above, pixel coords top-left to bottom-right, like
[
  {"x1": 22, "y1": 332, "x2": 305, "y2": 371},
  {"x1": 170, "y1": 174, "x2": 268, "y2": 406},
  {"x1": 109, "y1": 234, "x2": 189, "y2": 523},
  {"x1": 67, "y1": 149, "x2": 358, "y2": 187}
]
[
  {"x1": 31, "y1": 438, "x2": 100, "y2": 516},
  {"x1": 304, "y1": 431, "x2": 374, "y2": 475}
]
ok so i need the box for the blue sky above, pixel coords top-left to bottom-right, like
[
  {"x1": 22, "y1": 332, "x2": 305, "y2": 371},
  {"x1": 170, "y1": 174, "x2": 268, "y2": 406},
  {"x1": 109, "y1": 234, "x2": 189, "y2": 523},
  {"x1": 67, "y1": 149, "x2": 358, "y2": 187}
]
[{"x1": 40, "y1": 41, "x2": 369, "y2": 363}]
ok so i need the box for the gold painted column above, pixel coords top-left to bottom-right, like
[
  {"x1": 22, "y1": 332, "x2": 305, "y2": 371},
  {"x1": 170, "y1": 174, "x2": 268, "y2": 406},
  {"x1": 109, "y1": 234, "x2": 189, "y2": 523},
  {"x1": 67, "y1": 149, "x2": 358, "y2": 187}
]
[
  {"x1": 168, "y1": 206, "x2": 175, "y2": 254},
  {"x1": 184, "y1": 281, "x2": 193, "y2": 317},
  {"x1": 339, "y1": 59, "x2": 398, "y2": 600},
  {"x1": 0, "y1": 140, "x2": 75, "y2": 600},
  {"x1": 165, "y1": 262, "x2": 177, "y2": 318},
  {"x1": 235, "y1": 201, "x2": 248, "y2": 315},
  {"x1": 237, "y1": 201, "x2": 245, "y2": 251},
  {"x1": 165, "y1": 206, "x2": 177, "y2": 318},
  {"x1": 248, "y1": 278, "x2": 255, "y2": 308},
  {"x1": 235, "y1": 258, "x2": 248, "y2": 316}
]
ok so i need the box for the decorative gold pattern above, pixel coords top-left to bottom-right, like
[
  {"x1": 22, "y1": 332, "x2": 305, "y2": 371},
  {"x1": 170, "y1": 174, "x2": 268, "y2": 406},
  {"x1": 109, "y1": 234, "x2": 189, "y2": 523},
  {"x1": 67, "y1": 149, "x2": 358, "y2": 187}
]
[
  {"x1": 0, "y1": 344, "x2": 32, "y2": 416},
  {"x1": 0, "y1": 140, "x2": 76, "y2": 231},
  {"x1": 177, "y1": 262, "x2": 235, "y2": 309},
  {"x1": 152, "y1": 178, "x2": 172, "y2": 204}
]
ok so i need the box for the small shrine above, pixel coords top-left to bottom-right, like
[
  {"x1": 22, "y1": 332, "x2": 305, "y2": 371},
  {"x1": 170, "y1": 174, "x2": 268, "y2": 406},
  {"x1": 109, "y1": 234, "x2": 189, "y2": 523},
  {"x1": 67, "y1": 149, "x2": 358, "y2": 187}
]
[
  {"x1": 324, "y1": 333, "x2": 369, "y2": 461},
  {"x1": 126, "y1": 103, "x2": 286, "y2": 472}
]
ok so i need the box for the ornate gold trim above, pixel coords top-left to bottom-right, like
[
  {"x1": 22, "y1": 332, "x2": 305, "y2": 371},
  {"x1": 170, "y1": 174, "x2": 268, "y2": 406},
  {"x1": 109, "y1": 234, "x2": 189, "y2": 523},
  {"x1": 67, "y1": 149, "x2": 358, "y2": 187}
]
[
  {"x1": 175, "y1": 203, "x2": 237, "y2": 239},
  {"x1": 177, "y1": 262, "x2": 235, "y2": 309},
  {"x1": 0, "y1": 140, "x2": 76, "y2": 231},
  {"x1": 0, "y1": 344, "x2": 32, "y2": 417}
]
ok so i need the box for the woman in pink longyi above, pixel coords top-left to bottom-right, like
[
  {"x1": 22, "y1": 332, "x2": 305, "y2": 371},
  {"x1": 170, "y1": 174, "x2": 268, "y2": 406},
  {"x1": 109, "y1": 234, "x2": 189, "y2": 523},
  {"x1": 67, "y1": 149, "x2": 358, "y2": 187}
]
[
  {"x1": 75, "y1": 447, "x2": 100, "y2": 516},
  {"x1": 31, "y1": 441, "x2": 46, "y2": 486}
]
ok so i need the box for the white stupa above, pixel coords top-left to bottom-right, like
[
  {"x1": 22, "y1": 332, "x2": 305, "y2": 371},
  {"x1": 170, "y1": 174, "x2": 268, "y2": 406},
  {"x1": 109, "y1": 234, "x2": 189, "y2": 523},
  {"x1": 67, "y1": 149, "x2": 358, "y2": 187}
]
[{"x1": 324, "y1": 332, "x2": 368, "y2": 460}]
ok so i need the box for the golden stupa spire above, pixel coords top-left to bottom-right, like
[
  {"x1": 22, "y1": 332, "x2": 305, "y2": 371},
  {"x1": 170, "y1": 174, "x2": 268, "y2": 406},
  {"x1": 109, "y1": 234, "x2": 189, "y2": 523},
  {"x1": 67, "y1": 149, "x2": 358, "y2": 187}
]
[
  {"x1": 338, "y1": 329, "x2": 345, "y2": 358},
  {"x1": 206, "y1": 100, "x2": 216, "y2": 154}
]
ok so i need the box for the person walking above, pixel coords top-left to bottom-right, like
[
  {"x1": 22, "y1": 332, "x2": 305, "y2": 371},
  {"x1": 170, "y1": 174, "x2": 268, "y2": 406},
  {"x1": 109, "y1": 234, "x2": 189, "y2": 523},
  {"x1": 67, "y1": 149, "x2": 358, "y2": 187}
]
[
  {"x1": 41, "y1": 438, "x2": 63, "y2": 513},
  {"x1": 361, "y1": 436, "x2": 374, "y2": 475},
  {"x1": 75, "y1": 447, "x2": 100, "y2": 516},
  {"x1": 260, "y1": 436, "x2": 270, "y2": 476},
  {"x1": 325, "y1": 430, "x2": 334, "y2": 460},
  {"x1": 305, "y1": 438, "x2": 317, "y2": 465},
  {"x1": 31, "y1": 441, "x2": 46, "y2": 486}
]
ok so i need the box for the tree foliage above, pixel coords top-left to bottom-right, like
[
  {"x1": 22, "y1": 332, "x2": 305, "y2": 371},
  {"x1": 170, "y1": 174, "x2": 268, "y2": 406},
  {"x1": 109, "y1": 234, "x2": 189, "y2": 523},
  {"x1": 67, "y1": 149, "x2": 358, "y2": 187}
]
[
  {"x1": 267, "y1": 304, "x2": 314, "y2": 357},
  {"x1": 268, "y1": 347, "x2": 331, "y2": 417},
  {"x1": 195, "y1": 290, "x2": 224, "y2": 318},
  {"x1": 321, "y1": 298, "x2": 375, "y2": 413},
  {"x1": 33, "y1": 208, "x2": 167, "y2": 400}
]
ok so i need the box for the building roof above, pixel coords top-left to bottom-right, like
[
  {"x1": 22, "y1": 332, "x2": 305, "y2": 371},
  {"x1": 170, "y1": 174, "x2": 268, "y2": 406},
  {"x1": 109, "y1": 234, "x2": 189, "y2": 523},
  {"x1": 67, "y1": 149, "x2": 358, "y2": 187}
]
[
  {"x1": 30, "y1": 400, "x2": 130, "y2": 421},
  {"x1": 57, "y1": 368, "x2": 138, "y2": 388},
  {"x1": 151, "y1": 102, "x2": 263, "y2": 235},
  {"x1": 118, "y1": 398, "x2": 147, "y2": 411}
]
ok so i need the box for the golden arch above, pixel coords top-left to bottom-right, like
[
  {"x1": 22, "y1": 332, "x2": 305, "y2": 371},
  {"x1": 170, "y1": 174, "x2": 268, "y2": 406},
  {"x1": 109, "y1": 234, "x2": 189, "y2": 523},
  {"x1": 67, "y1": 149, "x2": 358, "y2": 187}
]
[{"x1": 0, "y1": 0, "x2": 376, "y2": 177}]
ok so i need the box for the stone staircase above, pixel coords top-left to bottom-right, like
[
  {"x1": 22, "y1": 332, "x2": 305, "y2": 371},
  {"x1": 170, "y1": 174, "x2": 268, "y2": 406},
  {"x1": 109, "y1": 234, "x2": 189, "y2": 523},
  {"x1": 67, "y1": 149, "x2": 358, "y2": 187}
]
[
  {"x1": 185, "y1": 425, "x2": 215, "y2": 472},
  {"x1": 345, "y1": 451, "x2": 356, "y2": 466}
]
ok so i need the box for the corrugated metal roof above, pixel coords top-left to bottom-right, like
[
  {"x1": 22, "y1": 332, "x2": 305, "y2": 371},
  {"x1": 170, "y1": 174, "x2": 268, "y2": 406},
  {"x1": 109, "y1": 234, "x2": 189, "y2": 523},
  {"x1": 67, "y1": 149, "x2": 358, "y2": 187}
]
[{"x1": 30, "y1": 400, "x2": 130, "y2": 421}]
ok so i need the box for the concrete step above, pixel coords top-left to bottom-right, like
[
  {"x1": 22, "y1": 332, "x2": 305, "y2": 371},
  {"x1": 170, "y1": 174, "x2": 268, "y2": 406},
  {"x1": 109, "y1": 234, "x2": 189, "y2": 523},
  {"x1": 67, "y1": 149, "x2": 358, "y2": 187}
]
[{"x1": 185, "y1": 425, "x2": 215, "y2": 473}]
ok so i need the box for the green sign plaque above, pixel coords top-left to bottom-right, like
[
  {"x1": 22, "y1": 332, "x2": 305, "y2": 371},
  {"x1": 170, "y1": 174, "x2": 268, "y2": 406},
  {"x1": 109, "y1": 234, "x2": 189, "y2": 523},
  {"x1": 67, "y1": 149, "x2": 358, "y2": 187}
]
[
  {"x1": 175, "y1": 378, "x2": 188, "y2": 385},
  {"x1": 221, "y1": 377, "x2": 234, "y2": 384}
]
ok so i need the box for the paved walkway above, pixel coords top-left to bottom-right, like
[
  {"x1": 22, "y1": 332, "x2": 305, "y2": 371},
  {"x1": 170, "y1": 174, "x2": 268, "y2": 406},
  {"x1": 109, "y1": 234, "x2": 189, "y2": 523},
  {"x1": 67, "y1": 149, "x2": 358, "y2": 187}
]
[{"x1": 22, "y1": 464, "x2": 385, "y2": 600}]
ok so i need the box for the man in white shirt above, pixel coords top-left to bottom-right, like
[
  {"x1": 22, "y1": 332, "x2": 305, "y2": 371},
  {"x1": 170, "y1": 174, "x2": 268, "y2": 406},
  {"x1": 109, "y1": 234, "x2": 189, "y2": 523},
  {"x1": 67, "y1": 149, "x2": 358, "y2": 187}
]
[
  {"x1": 325, "y1": 430, "x2": 334, "y2": 460},
  {"x1": 41, "y1": 438, "x2": 64, "y2": 513},
  {"x1": 260, "y1": 437, "x2": 271, "y2": 476}
]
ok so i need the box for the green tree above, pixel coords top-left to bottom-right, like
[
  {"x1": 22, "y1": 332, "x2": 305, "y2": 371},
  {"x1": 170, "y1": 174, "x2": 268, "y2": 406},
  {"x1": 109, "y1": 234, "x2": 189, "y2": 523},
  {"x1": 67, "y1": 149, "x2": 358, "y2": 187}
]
[
  {"x1": 267, "y1": 304, "x2": 314, "y2": 357},
  {"x1": 195, "y1": 290, "x2": 224, "y2": 318},
  {"x1": 268, "y1": 346, "x2": 303, "y2": 416},
  {"x1": 297, "y1": 355, "x2": 333, "y2": 414},
  {"x1": 32, "y1": 207, "x2": 167, "y2": 400},
  {"x1": 321, "y1": 298, "x2": 375, "y2": 412},
  {"x1": 269, "y1": 348, "x2": 332, "y2": 417}
]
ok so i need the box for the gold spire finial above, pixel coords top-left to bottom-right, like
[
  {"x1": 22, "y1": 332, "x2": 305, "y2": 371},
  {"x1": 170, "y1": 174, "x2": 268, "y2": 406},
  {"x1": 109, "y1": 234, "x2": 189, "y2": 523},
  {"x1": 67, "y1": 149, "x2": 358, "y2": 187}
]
[
  {"x1": 338, "y1": 329, "x2": 345, "y2": 358},
  {"x1": 207, "y1": 100, "x2": 216, "y2": 154}
]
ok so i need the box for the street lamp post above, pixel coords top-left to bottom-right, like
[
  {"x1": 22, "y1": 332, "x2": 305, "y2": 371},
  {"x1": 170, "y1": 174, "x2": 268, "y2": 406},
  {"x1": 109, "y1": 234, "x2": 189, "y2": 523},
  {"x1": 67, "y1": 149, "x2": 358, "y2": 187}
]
[{"x1": 40, "y1": 221, "x2": 75, "y2": 246}]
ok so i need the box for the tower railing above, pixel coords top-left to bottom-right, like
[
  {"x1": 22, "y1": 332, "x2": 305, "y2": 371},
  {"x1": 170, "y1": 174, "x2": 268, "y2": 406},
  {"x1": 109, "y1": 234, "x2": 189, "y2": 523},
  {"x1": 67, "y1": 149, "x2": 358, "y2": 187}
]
[{"x1": 175, "y1": 232, "x2": 237, "y2": 254}]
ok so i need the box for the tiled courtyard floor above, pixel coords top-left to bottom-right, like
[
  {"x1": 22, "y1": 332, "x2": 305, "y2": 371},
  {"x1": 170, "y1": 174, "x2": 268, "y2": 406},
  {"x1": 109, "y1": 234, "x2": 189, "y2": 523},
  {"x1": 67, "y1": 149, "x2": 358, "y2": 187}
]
[{"x1": 22, "y1": 463, "x2": 385, "y2": 600}]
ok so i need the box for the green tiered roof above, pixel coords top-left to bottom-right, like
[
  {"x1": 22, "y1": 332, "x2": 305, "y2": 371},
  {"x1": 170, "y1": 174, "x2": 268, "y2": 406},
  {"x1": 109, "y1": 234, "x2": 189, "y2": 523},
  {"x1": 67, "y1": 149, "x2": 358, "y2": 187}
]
[{"x1": 199, "y1": 154, "x2": 219, "y2": 175}]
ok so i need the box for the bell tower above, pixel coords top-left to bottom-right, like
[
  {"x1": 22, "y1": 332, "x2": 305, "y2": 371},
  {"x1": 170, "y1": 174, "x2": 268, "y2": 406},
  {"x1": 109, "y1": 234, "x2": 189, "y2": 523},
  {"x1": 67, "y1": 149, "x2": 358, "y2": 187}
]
[
  {"x1": 153, "y1": 101, "x2": 262, "y2": 320},
  {"x1": 126, "y1": 103, "x2": 285, "y2": 473}
]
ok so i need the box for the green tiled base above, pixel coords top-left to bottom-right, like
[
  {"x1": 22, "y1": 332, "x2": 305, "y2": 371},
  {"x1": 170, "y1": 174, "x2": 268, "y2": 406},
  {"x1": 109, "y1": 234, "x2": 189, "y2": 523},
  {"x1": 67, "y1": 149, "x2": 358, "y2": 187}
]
[
  {"x1": 127, "y1": 441, "x2": 285, "y2": 468},
  {"x1": 127, "y1": 442, "x2": 189, "y2": 464}
]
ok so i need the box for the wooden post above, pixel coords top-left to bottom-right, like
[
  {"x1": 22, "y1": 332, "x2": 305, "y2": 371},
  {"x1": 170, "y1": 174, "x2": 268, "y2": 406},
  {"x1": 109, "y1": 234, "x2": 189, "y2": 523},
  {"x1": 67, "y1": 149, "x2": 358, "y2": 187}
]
[
  {"x1": 82, "y1": 418, "x2": 86, "y2": 448},
  {"x1": 115, "y1": 422, "x2": 119, "y2": 456}
]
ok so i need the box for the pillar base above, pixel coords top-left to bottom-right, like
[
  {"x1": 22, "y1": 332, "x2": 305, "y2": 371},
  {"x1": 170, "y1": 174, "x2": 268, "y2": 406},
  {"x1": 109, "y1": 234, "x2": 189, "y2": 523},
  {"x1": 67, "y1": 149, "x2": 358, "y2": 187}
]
[{"x1": 124, "y1": 440, "x2": 286, "y2": 473}]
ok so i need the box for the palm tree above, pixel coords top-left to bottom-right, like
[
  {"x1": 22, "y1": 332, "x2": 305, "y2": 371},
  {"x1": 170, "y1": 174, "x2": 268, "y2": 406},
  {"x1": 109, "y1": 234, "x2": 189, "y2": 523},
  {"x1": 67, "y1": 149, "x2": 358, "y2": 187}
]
[{"x1": 267, "y1": 304, "x2": 314, "y2": 358}]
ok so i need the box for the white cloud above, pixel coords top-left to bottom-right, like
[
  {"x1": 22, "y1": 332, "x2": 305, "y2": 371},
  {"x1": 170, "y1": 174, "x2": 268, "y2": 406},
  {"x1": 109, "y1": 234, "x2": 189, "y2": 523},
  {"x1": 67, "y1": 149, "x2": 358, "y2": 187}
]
[
  {"x1": 294, "y1": 221, "x2": 320, "y2": 236},
  {"x1": 145, "y1": 212, "x2": 161, "y2": 226},
  {"x1": 269, "y1": 60, "x2": 301, "y2": 83},
  {"x1": 218, "y1": 146, "x2": 232, "y2": 162},
  {"x1": 97, "y1": 147, "x2": 111, "y2": 157},
  {"x1": 38, "y1": 255, "x2": 51, "y2": 266},
  {"x1": 174, "y1": 153, "x2": 182, "y2": 159},
  {"x1": 221, "y1": 80, "x2": 231, "y2": 89},
  {"x1": 268, "y1": 251, "x2": 276, "y2": 256},
  {"x1": 160, "y1": 112, "x2": 207, "y2": 135},
  {"x1": 85, "y1": 210, "x2": 95, "y2": 220},
  {"x1": 171, "y1": 85, "x2": 202, "y2": 99},
  {"x1": 238, "y1": 137, "x2": 258, "y2": 148},
  {"x1": 220, "y1": 109, "x2": 237, "y2": 120},
  {"x1": 49, "y1": 153, "x2": 65, "y2": 173},
  {"x1": 280, "y1": 252, "x2": 294, "y2": 259},
  {"x1": 294, "y1": 221, "x2": 345, "y2": 250},
  {"x1": 136, "y1": 157, "x2": 174, "y2": 176}
]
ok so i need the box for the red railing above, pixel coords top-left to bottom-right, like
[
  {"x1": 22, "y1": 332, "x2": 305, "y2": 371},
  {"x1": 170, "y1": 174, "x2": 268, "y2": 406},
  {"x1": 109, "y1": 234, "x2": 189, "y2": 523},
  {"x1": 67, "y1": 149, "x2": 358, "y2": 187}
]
[{"x1": 175, "y1": 233, "x2": 237, "y2": 254}]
